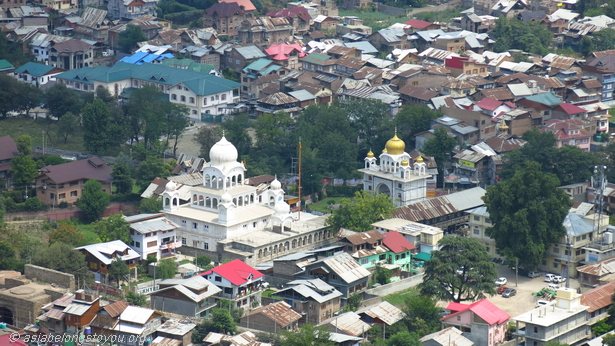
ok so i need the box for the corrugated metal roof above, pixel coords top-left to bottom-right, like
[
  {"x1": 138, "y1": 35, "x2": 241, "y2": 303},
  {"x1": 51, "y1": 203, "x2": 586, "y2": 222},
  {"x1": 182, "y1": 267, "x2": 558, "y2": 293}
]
[
  {"x1": 330, "y1": 312, "x2": 371, "y2": 336},
  {"x1": 128, "y1": 216, "x2": 178, "y2": 234},
  {"x1": 252, "y1": 301, "x2": 301, "y2": 327},
  {"x1": 319, "y1": 253, "x2": 370, "y2": 283},
  {"x1": 358, "y1": 301, "x2": 405, "y2": 326},
  {"x1": 120, "y1": 306, "x2": 156, "y2": 324},
  {"x1": 63, "y1": 302, "x2": 91, "y2": 316}
]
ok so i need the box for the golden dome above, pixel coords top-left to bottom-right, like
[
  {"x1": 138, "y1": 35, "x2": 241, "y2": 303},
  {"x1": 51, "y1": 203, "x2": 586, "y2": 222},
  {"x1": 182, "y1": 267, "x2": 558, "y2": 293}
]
[
  {"x1": 367, "y1": 150, "x2": 375, "y2": 158},
  {"x1": 415, "y1": 155, "x2": 424, "y2": 163},
  {"x1": 382, "y1": 148, "x2": 388, "y2": 154},
  {"x1": 401, "y1": 159, "x2": 409, "y2": 166},
  {"x1": 385, "y1": 134, "x2": 406, "y2": 155}
]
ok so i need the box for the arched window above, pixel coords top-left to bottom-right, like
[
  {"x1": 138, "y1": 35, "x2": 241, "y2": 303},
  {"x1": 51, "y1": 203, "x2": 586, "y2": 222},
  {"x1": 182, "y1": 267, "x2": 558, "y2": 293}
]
[
  {"x1": 198, "y1": 195, "x2": 204, "y2": 206},
  {"x1": 205, "y1": 197, "x2": 211, "y2": 208},
  {"x1": 233, "y1": 198, "x2": 237, "y2": 205},
  {"x1": 204, "y1": 174, "x2": 211, "y2": 186},
  {"x1": 211, "y1": 175, "x2": 217, "y2": 188},
  {"x1": 263, "y1": 248, "x2": 268, "y2": 256},
  {"x1": 258, "y1": 249, "x2": 262, "y2": 258},
  {"x1": 273, "y1": 245, "x2": 278, "y2": 254},
  {"x1": 192, "y1": 194, "x2": 198, "y2": 205},
  {"x1": 250, "y1": 195, "x2": 254, "y2": 203},
  {"x1": 212, "y1": 198, "x2": 218, "y2": 209},
  {"x1": 172, "y1": 198, "x2": 178, "y2": 206},
  {"x1": 284, "y1": 241, "x2": 290, "y2": 251},
  {"x1": 232, "y1": 175, "x2": 236, "y2": 184},
  {"x1": 238, "y1": 174, "x2": 243, "y2": 183},
  {"x1": 292, "y1": 239, "x2": 297, "y2": 248},
  {"x1": 308, "y1": 235, "x2": 312, "y2": 244},
  {"x1": 164, "y1": 197, "x2": 170, "y2": 207},
  {"x1": 238, "y1": 196, "x2": 243, "y2": 206}
]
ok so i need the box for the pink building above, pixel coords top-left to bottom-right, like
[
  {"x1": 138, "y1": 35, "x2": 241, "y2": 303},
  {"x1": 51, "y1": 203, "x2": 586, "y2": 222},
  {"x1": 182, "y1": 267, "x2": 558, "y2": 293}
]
[
  {"x1": 542, "y1": 118, "x2": 592, "y2": 152},
  {"x1": 441, "y1": 299, "x2": 510, "y2": 346}
]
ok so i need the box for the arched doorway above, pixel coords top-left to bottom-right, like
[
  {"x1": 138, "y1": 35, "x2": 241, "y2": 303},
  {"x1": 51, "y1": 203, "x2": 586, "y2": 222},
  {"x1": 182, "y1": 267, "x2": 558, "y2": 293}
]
[
  {"x1": 0, "y1": 307, "x2": 13, "y2": 325},
  {"x1": 377, "y1": 183, "x2": 391, "y2": 196}
]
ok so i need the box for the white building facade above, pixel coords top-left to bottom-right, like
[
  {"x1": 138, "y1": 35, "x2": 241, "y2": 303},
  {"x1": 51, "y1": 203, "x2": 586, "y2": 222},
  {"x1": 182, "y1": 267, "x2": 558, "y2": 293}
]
[
  {"x1": 358, "y1": 132, "x2": 430, "y2": 207},
  {"x1": 126, "y1": 213, "x2": 182, "y2": 260}
]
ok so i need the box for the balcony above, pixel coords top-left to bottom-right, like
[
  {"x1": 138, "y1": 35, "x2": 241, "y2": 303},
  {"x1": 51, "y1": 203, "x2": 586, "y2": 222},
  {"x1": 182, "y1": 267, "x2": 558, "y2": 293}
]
[
  {"x1": 220, "y1": 283, "x2": 264, "y2": 300},
  {"x1": 160, "y1": 241, "x2": 181, "y2": 250}
]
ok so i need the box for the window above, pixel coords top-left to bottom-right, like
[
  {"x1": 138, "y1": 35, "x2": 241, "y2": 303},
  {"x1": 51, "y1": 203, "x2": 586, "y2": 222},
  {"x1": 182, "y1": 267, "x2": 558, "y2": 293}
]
[
  {"x1": 203, "y1": 98, "x2": 207, "y2": 105},
  {"x1": 203, "y1": 224, "x2": 209, "y2": 229},
  {"x1": 181, "y1": 95, "x2": 186, "y2": 102},
  {"x1": 135, "y1": 241, "x2": 140, "y2": 248},
  {"x1": 533, "y1": 327, "x2": 538, "y2": 333},
  {"x1": 189, "y1": 97, "x2": 195, "y2": 104},
  {"x1": 70, "y1": 190, "x2": 78, "y2": 197},
  {"x1": 473, "y1": 215, "x2": 480, "y2": 221},
  {"x1": 147, "y1": 240, "x2": 157, "y2": 248},
  {"x1": 59, "y1": 193, "x2": 66, "y2": 199},
  {"x1": 171, "y1": 94, "x2": 177, "y2": 100},
  {"x1": 473, "y1": 228, "x2": 480, "y2": 235},
  {"x1": 193, "y1": 240, "x2": 199, "y2": 247},
  {"x1": 182, "y1": 237, "x2": 186, "y2": 245},
  {"x1": 192, "y1": 110, "x2": 197, "y2": 115},
  {"x1": 204, "y1": 242, "x2": 209, "y2": 250},
  {"x1": 192, "y1": 222, "x2": 198, "y2": 229},
  {"x1": 221, "y1": 94, "x2": 227, "y2": 101},
  {"x1": 181, "y1": 220, "x2": 187, "y2": 224},
  {"x1": 215, "y1": 276, "x2": 222, "y2": 282}
]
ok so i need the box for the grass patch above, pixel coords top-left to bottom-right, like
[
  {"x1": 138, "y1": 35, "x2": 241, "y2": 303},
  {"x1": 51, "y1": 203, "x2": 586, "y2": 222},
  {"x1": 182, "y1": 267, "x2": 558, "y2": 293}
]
[
  {"x1": 0, "y1": 118, "x2": 85, "y2": 152},
  {"x1": 339, "y1": 9, "x2": 407, "y2": 31},
  {"x1": 414, "y1": 7, "x2": 461, "y2": 23},
  {"x1": 75, "y1": 223, "x2": 101, "y2": 245},
  {"x1": 307, "y1": 197, "x2": 346, "y2": 213},
  {"x1": 262, "y1": 288, "x2": 282, "y2": 299},
  {"x1": 384, "y1": 287, "x2": 418, "y2": 306}
]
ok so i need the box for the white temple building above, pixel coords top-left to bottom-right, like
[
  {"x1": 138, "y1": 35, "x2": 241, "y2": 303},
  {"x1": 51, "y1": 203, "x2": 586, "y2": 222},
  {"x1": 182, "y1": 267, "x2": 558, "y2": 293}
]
[
  {"x1": 358, "y1": 132, "x2": 430, "y2": 207},
  {"x1": 162, "y1": 135, "x2": 334, "y2": 264}
]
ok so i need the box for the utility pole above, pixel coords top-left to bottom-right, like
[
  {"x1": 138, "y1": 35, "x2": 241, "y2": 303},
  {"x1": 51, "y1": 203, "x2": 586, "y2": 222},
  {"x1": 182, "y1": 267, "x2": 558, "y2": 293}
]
[{"x1": 515, "y1": 257, "x2": 518, "y2": 287}]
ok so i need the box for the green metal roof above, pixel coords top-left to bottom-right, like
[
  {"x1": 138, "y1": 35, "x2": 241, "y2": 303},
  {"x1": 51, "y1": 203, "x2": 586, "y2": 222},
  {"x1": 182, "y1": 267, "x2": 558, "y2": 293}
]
[
  {"x1": 414, "y1": 252, "x2": 432, "y2": 261},
  {"x1": 0, "y1": 59, "x2": 15, "y2": 71},
  {"x1": 160, "y1": 58, "x2": 215, "y2": 74},
  {"x1": 14, "y1": 62, "x2": 54, "y2": 77},
  {"x1": 243, "y1": 58, "x2": 274, "y2": 73},
  {"x1": 301, "y1": 53, "x2": 332, "y2": 65},
  {"x1": 524, "y1": 92, "x2": 561, "y2": 107},
  {"x1": 57, "y1": 62, "x2": 239, "y2": 96}
]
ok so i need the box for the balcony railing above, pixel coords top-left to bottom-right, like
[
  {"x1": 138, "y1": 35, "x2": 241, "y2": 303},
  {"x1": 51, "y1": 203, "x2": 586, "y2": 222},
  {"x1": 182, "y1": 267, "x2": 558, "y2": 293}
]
[{"x1": 160, "y1": 241, "x2": 181, "y2": 250}]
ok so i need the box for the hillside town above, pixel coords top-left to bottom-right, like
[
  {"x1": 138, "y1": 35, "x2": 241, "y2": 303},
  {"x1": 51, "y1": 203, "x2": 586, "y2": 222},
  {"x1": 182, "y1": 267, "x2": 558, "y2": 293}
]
[{"x1": 4, "y1": 0, "x2": 615, "y2": 344}]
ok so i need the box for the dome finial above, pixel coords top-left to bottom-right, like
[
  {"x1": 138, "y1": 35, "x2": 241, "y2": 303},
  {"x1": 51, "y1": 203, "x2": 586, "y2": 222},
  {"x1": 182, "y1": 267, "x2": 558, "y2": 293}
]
[{"x1": 222, "y1": 129, "x2": 225, "y2": 137}]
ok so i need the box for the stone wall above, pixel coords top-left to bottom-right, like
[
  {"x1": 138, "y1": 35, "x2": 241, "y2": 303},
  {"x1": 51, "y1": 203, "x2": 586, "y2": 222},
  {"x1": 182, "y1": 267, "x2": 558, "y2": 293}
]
[{"x1": 24, "y1": 264, "x2": 75, "y2": 290}]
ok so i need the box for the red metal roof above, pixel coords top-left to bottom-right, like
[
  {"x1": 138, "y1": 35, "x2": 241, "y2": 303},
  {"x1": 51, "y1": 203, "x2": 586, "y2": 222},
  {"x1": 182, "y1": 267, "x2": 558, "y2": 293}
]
[
  {"x1": 265, "y1": 43, "x2": 306, "y2": 61},
  {"x1": 558, "y1": 102, "x2": 586, "y2": 115},
  {"x1": 581, "y1": 281, "x2": 615, "y2": 313},
  {"x1": 268, "y1": 6, "x2": 310, "y2": 22},
  {"x1": 443, "y1": 299, "x2": 509, "y2": 325},
  {"x1": 444, "y1": 56, "x2": 467, "y2": 70},
  {"x1": 476, "y1": 97, "x2": 503, "y2": 111},
  {"x1": 0, "y1": 136, "x2": 17, "y2": 162},
  {"x1": 203, "y1": 259, "x2": 263, "y2": 286},
  {"x1": 404, "y1": 19, "x2": 433, "y2": 30},
  {"x1": 382, "y1": 231, "x2": 415, "y2": 253}
]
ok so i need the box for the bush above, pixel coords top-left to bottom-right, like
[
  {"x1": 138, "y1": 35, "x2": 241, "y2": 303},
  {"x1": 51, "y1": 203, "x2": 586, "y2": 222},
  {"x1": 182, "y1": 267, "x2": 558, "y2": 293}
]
[
  {"x1": 23, "y1": 197, "x2": 47, "y2": 211},
  {"x1": 58, "y1": 201, "x2": 69, "y2": 209}
]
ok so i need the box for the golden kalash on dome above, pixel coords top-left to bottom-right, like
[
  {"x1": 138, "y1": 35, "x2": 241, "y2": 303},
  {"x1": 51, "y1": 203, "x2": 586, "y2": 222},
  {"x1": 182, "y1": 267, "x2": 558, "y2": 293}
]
[{"x1": 384, "y1": 132, "x2": 406, "y2": 155}]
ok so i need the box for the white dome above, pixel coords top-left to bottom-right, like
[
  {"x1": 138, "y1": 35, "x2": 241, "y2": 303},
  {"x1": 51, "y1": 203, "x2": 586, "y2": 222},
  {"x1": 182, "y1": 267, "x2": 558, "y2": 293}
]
[
  {"x1": 274, "y1": 201, "x2": 290, "y2": 214},
  {"x1": 165, "y1": 180, "x2": 177, "y2": 191},
  {"x1": 271, "y1": 177, "x2": 282, "y2": 190},
  {"x1": 209, "y1": 136, "x2": 238, "y2": 165},
  {"x1": 221, "y1": 192, "x2": 233, "y2": 204}
]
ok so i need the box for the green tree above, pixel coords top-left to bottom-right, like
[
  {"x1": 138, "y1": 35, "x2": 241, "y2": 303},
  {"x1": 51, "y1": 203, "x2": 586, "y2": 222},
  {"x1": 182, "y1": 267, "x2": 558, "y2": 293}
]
[
  {"x1": 0, "y1": 75, "x2": 22, "y2": 118},
  {"x1": 492, "y1": 17, "x2": 552, "y2": 55},
  {"x1": 164, "y1": 104, "x2": 189, "y2": 156},
  {"x1": 603, "y1": 334, "x2": 615, "y2": 346},
  {"x1": 94, "y1": 214, "x2": 130, "y2": 243},
  {"x1": 112, "y1": 161, "x2": 133, "y2": 194},
  {"x1": 280, "y1": 324, "x2": 333, "y2": 346},
  {"x1": 0, "y1": 197, "x2": 5, "y2": 224},
  {"x1": 49, "y1": 221, "x2": 85, "y2": 246},
  {"x1": 126, "y1": 291, "x2": 147, "y2": 306},
  {"x1": 82, "y1": 99, "x2": 126, "y2": 154},
  {"x1": 118, "y1": 25, "x2": 146, "y2": 53},
  {"x1": 195, "y1": 126, "x2": 223, "y2": 159},
  {"x1": 195, "y1": 255, "x2": 211, "y2": 269},
  {"x1": 109, "y1": 259, "x2": 130, "y2": 287},
  {"x1": 136, "y1": 157, "x2": 169, "y2": 190},
  {"x1": 11, "y1": 135, "x2": 38, "y2": 189},
  {"x1": 16, "y1": 82, "x2": 43, "y2": 116},
  {"x1": 0, "y1": 31, "x2": 31, "y2": 65},
  {"x1": 342, "y1": 99, "x2": 393, "y2": 152},
  {"x1": 327, "y1": 191, "x2": 395, "y2": 232},
  {"x1": 32, "y1": 243, "x2": 88, "y2": 281},
  {"x1": 580, "y1": 28, "x2": 615, "y2": 55},
  {"x1": 157, "y1": 259, "x2": 177, "y2": 279},
  {"x1": 395, "y1": 105, "x2": 441, "y2": 143},
  {"x1": 139, "y1": 197, "x2": 161, "y2": 213},
  {"x1": 386, "y1": 331, "x2": 420, "y2": 346},
  {"x1": 125, "y1": 86, "x2": 174, "y2": 151},
  {"x1": 210, "y1": 308, "x2": 237, "y2": 334},
  {"x1": 0, "y1": 241, "x2": 21, "y2": 270},
  {"x1": 45, "y1": 84, "x2": 86, "y2": 119},
  {"x1": 56, "y1": 112, "x2": 80, "y2": 143},
  {"x1": 345, "y1": 293, "x2": 362, "y2": 311},
  {"x1": 77, "y1": 180, "x2": 110, "y2": 223},
  {"x1": 484, "y1": 161, "x2": 571, "y2": 270},
  {"x1": 422, "y1": 128, "x2": 456, "y2": 187},
  {"x1": 420, "y1": 236, "x2": 497, "y2": 302},
  {"x1": 374, "y1": 265, "x2": 392, "y2": 285},
  {"x1": 401, "y1": 293, "x2": 441, "y2": 336}
]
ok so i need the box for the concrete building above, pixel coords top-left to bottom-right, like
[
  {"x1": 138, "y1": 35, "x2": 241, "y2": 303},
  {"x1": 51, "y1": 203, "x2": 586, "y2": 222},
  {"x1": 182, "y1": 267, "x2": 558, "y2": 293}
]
[
  {"x1": 49, "y1": 39, "x2": 95, "y2": 70},
  {"x1": 161, "y1": 135, "x2": 334, "y2": 264},
  {"x1": 372, "y1": 218, "x2": 443, "y2": 254},
  {"x1": 514, "y1": 288, "x2": 590, "y2": 346},
  {"x1": 202, "y1": 259, "x2": 265, "y2": 310},
  {"x1": 107, "y1": 0, "x2": 158, "y2": 20},
  {"x1": 150, "y1": 276, "x2": 221, "y2": 317},
  {"x1": 301, "y1": 252, "x2": 370, "y2": 299},
  {"x1": 125, "y1": 213, "x2": 182, "y2": 260},
  {"x1": 359, "y1": 133, "x2": 430, "y2": 207},
  {"x1": 240, "y1": 301, "x2": 301, "y2": 333},
  {"x1": 13, "y1": 62, "x2": 63, "y2": 87},
  {"x1": 75, "y1": 240, "x2": 140, "y2": 283},
  {"x1": 441, "y1": 299, "x2": 509, "y2": 346}
]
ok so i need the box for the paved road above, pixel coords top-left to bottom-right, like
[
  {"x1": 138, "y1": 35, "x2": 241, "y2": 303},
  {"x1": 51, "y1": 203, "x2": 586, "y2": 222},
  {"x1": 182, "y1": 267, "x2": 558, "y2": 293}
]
[{"x1": 407, "y1": 0, "x2": 461, "y2": 16}]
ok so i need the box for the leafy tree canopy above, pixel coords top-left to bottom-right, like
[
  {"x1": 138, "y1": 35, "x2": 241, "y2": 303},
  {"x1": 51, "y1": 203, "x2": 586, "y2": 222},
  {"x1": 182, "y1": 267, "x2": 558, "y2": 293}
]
[
  {"x1": 49, "y1": 221, "x2": 85, "y2": 247},
  {"x1": 94, "y1": 214, "x2": 130, "y2": 243},
  {"x1": 280, "y1": 324, "x2": 333, "y2": 346},
  {"x1": 420, "y1": 236, "x2": 497, "y2": 302},
  {"x1": 492, "y1": 17, "x2": 552, "y2": 55},
  {"x1": 327, "y1": 191, "x2": 395, "y2": 232},
  {"x1": 157, "y1": 258, "x2": 178, "y2": 279},
  {"x1": 77, "y1": 180, "x2": 110, "y2": 223},
  {"x1": 118, "y1": 25, "x2": 146, "y2": 53},
  {"x1": 485, "y1": 161, "x2": 571, "y2": 270},
  {"x1": 422, "y1": 128, "x2": 456, "y2": 186}
]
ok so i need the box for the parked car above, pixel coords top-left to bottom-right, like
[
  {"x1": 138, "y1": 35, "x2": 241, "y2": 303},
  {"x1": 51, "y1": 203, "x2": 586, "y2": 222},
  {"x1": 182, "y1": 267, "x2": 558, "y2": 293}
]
[
  {"x1": 527, "y1": 271, "x2": 541, "y2": 278},
  {"x1": 544, "y1": 273, "x2": 555, "y2": 282},
  {"x1": 495, "y1": 277, "x2": 508, "y2": 286},
  {"x1": 554, "y1": 275, "x2": 566, "y2": 284},
  {"x1": 497, "y1": 285, "x2": 508, "y2": 294},
  {"x1": 502, "y1": 288, "x2": 517, "y2": 298},
  {"x1": 548, "y1": 283, "x2": 560, "y2": 290},
  {"x1": 536, "y1": 299, "x2": 551, "y2": 307}
]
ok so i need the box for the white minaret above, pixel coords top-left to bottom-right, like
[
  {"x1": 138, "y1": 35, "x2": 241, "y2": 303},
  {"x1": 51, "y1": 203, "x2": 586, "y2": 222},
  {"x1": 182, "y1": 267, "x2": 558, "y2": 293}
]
[{"x1": 162, "y1": 180, "x2": 180, "y2": 211}]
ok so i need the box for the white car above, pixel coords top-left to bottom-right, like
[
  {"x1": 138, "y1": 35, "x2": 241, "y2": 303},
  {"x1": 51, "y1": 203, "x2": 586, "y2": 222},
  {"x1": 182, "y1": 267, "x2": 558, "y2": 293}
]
[
  {"x1": 554, "y1": 275, "x2": 566, "y2": 283},
  {"x1": 544, "y1": 273, "x2": 555, "y2": 282},
  {"x1": 548, "y1": 283, "x2": 560, "y2": 290},
  {"x1": 495, "y1": 277, "x2": 508, "y2": 286},
  {"x1": 536, "y1": 299, "x2": 551, "y2": 308}
]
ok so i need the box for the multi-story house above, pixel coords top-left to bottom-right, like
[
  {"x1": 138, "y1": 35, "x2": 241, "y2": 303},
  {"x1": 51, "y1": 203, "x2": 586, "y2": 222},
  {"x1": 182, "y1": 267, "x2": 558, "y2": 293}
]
[
  {"x1": 268, "y1": 6, "x2": 310, "y2": 35},
  {"x1": 514, "y1": 288, "x2": 590, "y2": 346},
  {"x1": 107, "y1": 0, "x2": 158, "y2": 20},
  {"x1": 114, "y1": 306, "x2": 163, "y2": 346},
  {"x1": 36, "y1": 290, "x2": 101, "y2": 335},
  {"x1": 36, "y1": 157, "x2": 112, "y2": 206},
  {"x1": 238, "y1": 17, "x2": 293, "y2": 47},
  {"x1": 301, "y1": 252, "x2": 370, "y2": 299},
  {"x1": 372, "y1": 218, "x2": 443, "y2": 254},
  {"x1": 241, "y1": 58, "x2": 283, "y2": 99},
  {"x1": 204, "y1": 2, "x2": 246, "y2": 37},
  {"x1": 56, "y1": 62, "x2": 240, "y2": 122},
  {"x1": 339, "y1": 230, "x2": 387, "y2": 270},
  {"x1": 273, "y1": 279, "x2": 342, "y2": 325},
  {"x1": 264, "y1": 43, "x2": 305, "y2": 69},
  {"x1": 63, "y1": 8, "x2": 110, "y2": 44},
  {"x1": 13, "y1": 62, "x2": 63, "y2": 87},
  {"x1": 542, "y1": 119, "x2": 592, "y2": 152},
  {"x1": 151, "y1": 276, "x2": 221, "y2": 317},
  {"x1": 0, "y1": 0, "x2": 25, "y2": 10},
  {"x1": 381, "y1": 231, "x2": 415, "y2": 271},
  {"x1": 202, "y1": 259, "x2": 265, "y2": 310},
  {"x1": 240, "y1": 301, "x2": 302, "y2": 333},
  {"x1": 225, "y1": 45, "x2": 266, "y2": 73},
  {"x1": 126, "y1": 213, "x2": 182, "y2": 260},
  {"x1": 301, "y1": 53, "x2": 336, "y2": 73},
  {"x1": 442, "y1": 299, "x2": 509, "y2": 346},
  {"x1": 49, "y1": 39, "x2": 95, "y2": 70},
  {"x1": 583, "y1": 51, "x2": 615, "y2": 102},
  {"x1": 581, "y1": 281, "x2": 615, "y2": 326},
  {"x1": 30, "y1": 33, "x2": 70, "y2": 64},
  {"x1": 75, "y1": 240, "x2": 140, "y2": 284},
  {"x1": 467, "y1": 206, "x2": 496, "y2": 257}
]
